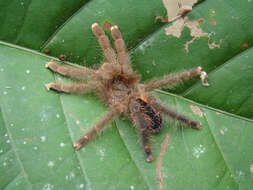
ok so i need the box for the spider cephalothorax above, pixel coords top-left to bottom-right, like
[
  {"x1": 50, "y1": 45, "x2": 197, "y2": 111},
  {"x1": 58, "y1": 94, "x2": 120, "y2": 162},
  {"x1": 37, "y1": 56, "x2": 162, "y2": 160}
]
[{"x1": 45, "y1": 23, "x2": 202, "y2": 162}]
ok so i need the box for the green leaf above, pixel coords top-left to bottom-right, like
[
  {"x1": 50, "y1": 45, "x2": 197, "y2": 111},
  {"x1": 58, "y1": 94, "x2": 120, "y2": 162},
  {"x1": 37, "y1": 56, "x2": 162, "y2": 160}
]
[{"x1": 0, "y1": 0, "x2": 253, "y2": 189}]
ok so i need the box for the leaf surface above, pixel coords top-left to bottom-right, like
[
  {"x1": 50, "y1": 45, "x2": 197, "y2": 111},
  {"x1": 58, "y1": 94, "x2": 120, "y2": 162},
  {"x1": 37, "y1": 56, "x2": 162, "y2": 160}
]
[{"x1": 0, "y1": 0, "x2": 253, "y2": 189}]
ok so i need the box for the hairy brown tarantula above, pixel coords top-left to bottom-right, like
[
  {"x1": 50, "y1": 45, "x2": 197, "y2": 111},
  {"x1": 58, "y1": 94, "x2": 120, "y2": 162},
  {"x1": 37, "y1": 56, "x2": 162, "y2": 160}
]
[{"x1": 45, "y1": 23, "x2": 202, "y2": 162}]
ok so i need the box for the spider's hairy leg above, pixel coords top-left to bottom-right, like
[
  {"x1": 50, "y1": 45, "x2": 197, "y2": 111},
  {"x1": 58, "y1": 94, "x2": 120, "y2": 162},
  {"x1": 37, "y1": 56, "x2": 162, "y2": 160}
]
[
  {"x1": 110, "y1": 25, "x2": 133, "y2": 73},
  {"x1": 150, "y1": 100, "x2": 202, "y2": 130},
  {"x1": 45, "y1": 82, "x2": 96, "y2": 94},
  {"x1": 45, "y1": 61, "x2": 95, "y2": 80},
  {"x1": 129, "y1": 100, "x2": 154, "y2": 162},
  {"x1": 74, "y1": 106, "x2": 121, "y2": 150},
  {"x1": 143, "y1": 67, "x2": 202, "y2": 91},
  {"x1": 91, "y1": 23, "x2": 117, "y2": 64}
]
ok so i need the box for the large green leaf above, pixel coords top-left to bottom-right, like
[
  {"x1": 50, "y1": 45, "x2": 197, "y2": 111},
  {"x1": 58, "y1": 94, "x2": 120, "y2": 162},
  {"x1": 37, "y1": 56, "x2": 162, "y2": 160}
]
[{"x1": 0, "y1": 0, "x2": 252, "y2": 189}]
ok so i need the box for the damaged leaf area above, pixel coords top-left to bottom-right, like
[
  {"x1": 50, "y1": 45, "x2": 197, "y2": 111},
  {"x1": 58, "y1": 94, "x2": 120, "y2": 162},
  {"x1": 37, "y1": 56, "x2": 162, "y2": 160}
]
[
  {"x1": 159, "y1": 0, "x2": 222, "y2": 53},
  {"x1": 162, "y1": 0, "x2": 198, "y2": 22},
  {"x1": 165, "y1": 16, "x2": 222, "y2": 53}
]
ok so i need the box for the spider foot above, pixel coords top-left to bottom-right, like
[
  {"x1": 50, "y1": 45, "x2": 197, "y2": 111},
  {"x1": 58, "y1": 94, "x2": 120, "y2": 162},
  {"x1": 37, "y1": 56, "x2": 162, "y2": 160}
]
[
  {"x1": 45, "y1": 61, "x2": 54, "y2": 69},
  {"x1": 191, "y1": 122, "x2": 202, "y2": 130},
  {"x1": 74, "y1": 135, "x2": 89, "y2": 150},
  {"x1": 45, "y1": 82, "x2": 55, "y2": 91},
  {"x1": 144, "y1": 146, "x2": 154, "y2": 162}
]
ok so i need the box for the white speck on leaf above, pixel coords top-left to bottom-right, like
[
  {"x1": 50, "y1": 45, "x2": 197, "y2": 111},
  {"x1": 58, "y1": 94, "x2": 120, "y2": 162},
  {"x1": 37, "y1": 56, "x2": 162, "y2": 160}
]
[
  {"x1": 3, "y1": 91, "x2": 7, "y2": 95},
  {"x1": 97, "y1": 148, "x2": 105, "y2": 161},
  {"x1": 47, "y1": 161, "x2": 55, "y2": 168},
  {"x1": 23, "y1": 141, "x2": 27, "y2": 145},
  {"x1": 21, "y1": 86, "x2": 26, "y2": 90},
  {"x1": 234, "y1": 170, "x2": 245, "y2": 181},
  {"x1": 130, "y1": 185, "x2": 135, "y2": 190},
  {"x1": 65, "y1": 171, "x2": 75, "y2": 180},
  {"x1": 6, "y1": 139, "x2": 10, "y2": 144},
  {"x1": 79, "y1": 184, "x2": 84, "y2": 189},
  {"x1": 169, "y1": 145, "x2": 175, "y2": 150},
  {"x1": 193, "y1": 144, "x2": 206, "y2": 159},
  {"x1": 75, "y1": 120, "x2": 80, "y2": 125},
  {"x1": 33, "y1": 146, "x2": 38, "y2": 150},
  {"x1": 40, "y1": 111, "x2": 49, "y2": 122},
  {"x1": 26, "y1": 70, "x2": 30, "y2": 74},
  {"x1": 60, "y1": 142, "x2": 65, "y2": 147},
  {"x1": 56, "y1": 114, "x2": 60, "y2": 118},
  {"x1": 58, "y1": 157, "x2": 62, "y2": 161},
  {"x1": 0, "y1": 149, "x2": 3, "y2": 154},
  {"x1": 216, "y1": 175, "x2": 219, "y2": 178},
  {"x1": 0, "y1": 68, "x2": 4, "y2": 72},
  {"x1": 40, "y1": 136, "x2": 46, "y2": 142},
  {"x1": 4, "y1": 133, "x2": 8, "y2": 137},
  {"x1": 42, "y1": 184, "x2": 54, "y2": 190},
  {"x1": 3, "y1": 162, "x2": 7, "y2": 166},
  {"x1": 10, "y1": 123, "x2": 14, "y2": 127}
]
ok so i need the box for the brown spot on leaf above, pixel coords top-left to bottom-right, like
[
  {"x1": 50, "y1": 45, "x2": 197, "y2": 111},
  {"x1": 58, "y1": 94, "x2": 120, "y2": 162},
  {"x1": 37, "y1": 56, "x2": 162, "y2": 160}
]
[
  {"x1": 211, "y1": 10, "x2": 215, "y2": 15},
  {"x1": 209, "y1": 20, "x2": 216, "y2": 25},
  {"x1": 190, "y1": 105, "x2": 204, "y2": 117},
  {"x1": 242, "y1": 43, "x2": 248, "y2": 47},
  {"x1": 155, "y1": 16, "x2": 168, "y2": 23},
  {"x1": 220, "y1": 129, "x2": 224, "y2": 135},
  {"x1": 58, "y1": 54, "x2": 66, "y2": 61},
  {"x1": 43, "y1": 49, "x2": 50, "y2": 54},
  {"x1": 104, "y1": 21, "x2": 112, "y2": 30}
]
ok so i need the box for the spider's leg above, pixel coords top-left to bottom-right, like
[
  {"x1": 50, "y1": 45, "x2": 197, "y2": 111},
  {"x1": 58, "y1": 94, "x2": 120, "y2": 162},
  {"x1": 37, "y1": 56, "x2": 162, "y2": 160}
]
[
  {"x1": 46, "y1": 61, "x2": 95, "y2": 80},
  {"x1": 45, "y1": 82, "x2": 96, "y2": 94},
  {"x1": 129, "y1": 100, "x2": 154, "y2": 162},
  {"x1": 92, "y1": 23, "x2": 117, "y2": 64},
  {"x1": 143, "y1": 67, "x2": 202, "y2": 91},
  {"x1": 74, "y1": 106, "x2": 121, "y2": 150},
  {"x1": 110, "y1": 25, "x2": 133, "y2": 74},
  {"x1": 133, "y1": 112, "x2": 154, "y2": 162},
  {"x1": 150, "y1": 100, "x2": 202, "y2": 130}
]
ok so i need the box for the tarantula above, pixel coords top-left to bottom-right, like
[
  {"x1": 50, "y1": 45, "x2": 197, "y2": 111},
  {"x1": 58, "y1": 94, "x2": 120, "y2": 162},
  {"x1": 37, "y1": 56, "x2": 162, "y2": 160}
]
[{"x1": 45, "y1": 23, "x2": 202, "y2": 162}]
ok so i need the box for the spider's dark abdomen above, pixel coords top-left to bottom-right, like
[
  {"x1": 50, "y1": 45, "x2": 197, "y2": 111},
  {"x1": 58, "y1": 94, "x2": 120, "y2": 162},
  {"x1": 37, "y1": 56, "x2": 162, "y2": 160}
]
[{"x1": 137, "y1": 98, "x2": 162, "y2": 134}]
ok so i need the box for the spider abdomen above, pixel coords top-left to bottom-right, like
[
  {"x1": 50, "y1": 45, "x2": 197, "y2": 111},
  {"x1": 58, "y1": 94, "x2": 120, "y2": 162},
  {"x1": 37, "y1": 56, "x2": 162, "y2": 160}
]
[{"x1": 137, "y1": 98, "x2": 162, "y2": 134}]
